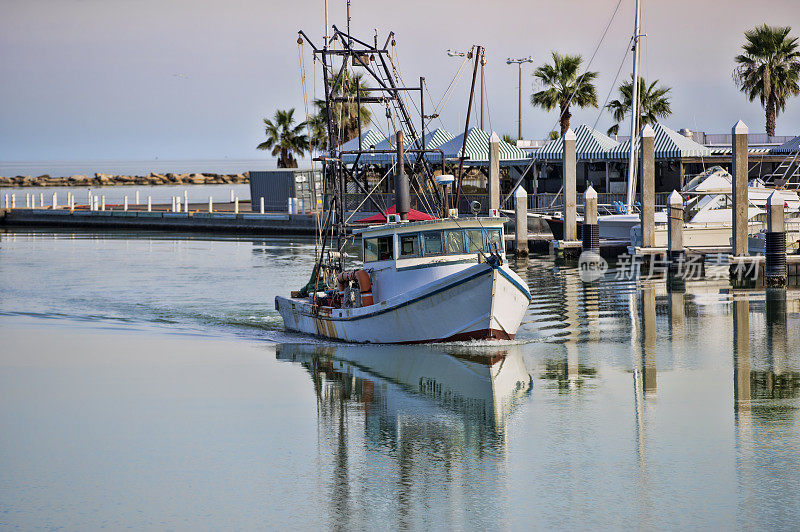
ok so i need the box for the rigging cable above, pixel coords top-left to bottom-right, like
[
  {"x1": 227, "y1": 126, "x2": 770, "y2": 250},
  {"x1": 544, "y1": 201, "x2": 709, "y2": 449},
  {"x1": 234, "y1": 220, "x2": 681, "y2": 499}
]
[{"x1": 502, "y1": 0, "x2": 625, "y2": 206}]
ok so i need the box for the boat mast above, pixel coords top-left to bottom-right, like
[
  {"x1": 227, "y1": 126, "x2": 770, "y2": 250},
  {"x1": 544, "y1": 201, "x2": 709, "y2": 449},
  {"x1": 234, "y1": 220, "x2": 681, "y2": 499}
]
[{"x1": 625, "y1": 0, "x2": 642, "y2": 211}]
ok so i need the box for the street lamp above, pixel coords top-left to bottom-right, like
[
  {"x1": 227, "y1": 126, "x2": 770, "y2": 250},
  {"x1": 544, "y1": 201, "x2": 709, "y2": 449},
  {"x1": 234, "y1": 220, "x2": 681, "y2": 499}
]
[
  {"x1": 506, "y1": 56, "x2": 533, "y2": 140},
  {"x1": 447, "y1": 48, "x2": 486, "y2": 130}
]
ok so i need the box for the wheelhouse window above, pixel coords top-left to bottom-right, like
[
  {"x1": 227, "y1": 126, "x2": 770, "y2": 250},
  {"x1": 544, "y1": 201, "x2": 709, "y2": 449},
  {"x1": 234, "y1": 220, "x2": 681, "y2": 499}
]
[
  {"x1": 485, "y1": 229, "x2": 502, "y2": 251},
  {"x1": 445, "y1": 230, "x2": 466, "y2": 254},
  {"x1": 364, "y1": 236, "x2": 394, "y2": 262},
  {"x1": 421, "y1": 231, "x2": 444, "y2": 255},
  {"x1": 399, "y1": 233, "x2": 420, "y2": 257},
  {"x1": 465, "y1": 229, "x2": 484, "y2": 252}
]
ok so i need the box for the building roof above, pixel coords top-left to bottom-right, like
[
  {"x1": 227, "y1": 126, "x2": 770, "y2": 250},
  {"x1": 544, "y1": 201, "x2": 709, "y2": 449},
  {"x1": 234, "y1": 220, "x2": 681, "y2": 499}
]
[
  {"x1": 604, "y1": 123, "x2": 712, "y2": 159},
  {"x1": 537, "y1": 124, "x2": 619, "y2": 161},
  {"x1": 438, "y1": 127, "x2": 528, "y2": 165},
  {"x1": 771, "y1": 135, "x2": 800, "y2": 154}
]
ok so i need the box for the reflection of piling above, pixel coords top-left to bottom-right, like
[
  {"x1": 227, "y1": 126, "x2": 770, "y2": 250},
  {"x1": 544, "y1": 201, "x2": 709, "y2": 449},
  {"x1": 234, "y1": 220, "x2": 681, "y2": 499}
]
[
  {"x1": 640, "y1": 125, "x2": 656, "y2": 248},
  {"x1": 489, "y1": 132, "x2": 500, "y2": 213},
  {"x1": 514, "y1": 186, "x2": 528, "y2": 257},
  {"x1": 732, "y1": 120, "x2": 749, "y2": 257},
  {"x1": 733, "y1": 298, "x2": 751, "y2": 413},
  {"x1": 641, "y1": 285, "x2": 657, "y2": 396},
  {"x1": 582, "y1": 185, "x2": 599, "y2": 253},
  {"x1": 667, "y1": 191, "x2": 684, "y2": 272},
  {"x1": 765, "y1": 191, "x2": 787, "y2": 286}
]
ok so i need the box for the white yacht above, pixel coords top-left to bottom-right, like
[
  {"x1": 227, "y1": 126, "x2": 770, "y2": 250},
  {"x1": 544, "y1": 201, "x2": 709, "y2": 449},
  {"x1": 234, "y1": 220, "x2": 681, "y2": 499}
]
[{"x1": 276, "y1": 216, "x2": 532, "y2": 343}]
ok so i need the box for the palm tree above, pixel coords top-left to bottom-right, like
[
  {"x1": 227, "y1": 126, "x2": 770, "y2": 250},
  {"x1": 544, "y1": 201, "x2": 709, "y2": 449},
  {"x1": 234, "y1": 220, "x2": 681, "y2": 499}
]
[
  {"x1": 531, "y1": 52, "x2": 599, "y2": 136},
  {"x1": 257, "y1": 108, "x2": 309, "y2": 168},
  {"x1": 605, "y1": 75, "x2": 672, "y2": 136},
  {"x1": 734, "y1": 24, "x2": 800, "y2": 137},
  {"x1": 311, "y1": 71, "x2": 373, "y2": 151}
]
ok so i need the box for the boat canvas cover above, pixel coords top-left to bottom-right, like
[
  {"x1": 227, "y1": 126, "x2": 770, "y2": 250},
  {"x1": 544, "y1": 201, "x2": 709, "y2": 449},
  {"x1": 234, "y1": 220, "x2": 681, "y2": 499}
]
[{"x1": 355, "y1": 204, "x2": 436, "y2": 223}]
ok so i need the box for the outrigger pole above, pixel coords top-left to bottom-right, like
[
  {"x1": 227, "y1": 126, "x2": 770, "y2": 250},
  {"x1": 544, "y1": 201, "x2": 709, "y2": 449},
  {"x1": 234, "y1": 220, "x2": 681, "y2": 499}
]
[
  {"x1": 297, "y1": 25, "x2": 445, "y2": 275},
  {"x1": 454, "y1": 46, "x2": 483, "y2": 211}
]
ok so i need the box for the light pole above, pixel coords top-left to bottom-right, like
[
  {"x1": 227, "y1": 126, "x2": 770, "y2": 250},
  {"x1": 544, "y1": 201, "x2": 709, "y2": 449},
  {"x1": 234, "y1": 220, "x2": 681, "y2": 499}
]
[
  {"x1": 447, "y1": 48, "x2": 486, "y2": 130},
  {"x1": 506, "y1": 56, "x2": 533, "y2": 140}
]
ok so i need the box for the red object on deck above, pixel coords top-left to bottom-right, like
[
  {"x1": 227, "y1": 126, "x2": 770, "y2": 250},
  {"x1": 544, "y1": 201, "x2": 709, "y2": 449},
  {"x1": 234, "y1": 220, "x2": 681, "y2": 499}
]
[{"x1": 355, "y1": 204, "x2": 436, "y2": 223}]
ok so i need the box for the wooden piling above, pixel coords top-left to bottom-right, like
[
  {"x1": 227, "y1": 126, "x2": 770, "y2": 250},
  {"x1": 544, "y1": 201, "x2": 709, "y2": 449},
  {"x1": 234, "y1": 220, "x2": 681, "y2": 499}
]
[
  {"x1": 583, "y1": 185, "x2": 599, "y2": 253},
  {"x1": 514, "y1": 186, "x2": 528, "y2": 256},
  {"x1": 668, "y1": 190, "x2": 684, "y2": 271},
  {"x1": 732, "y1": 120, "x2": 749, "y2": 256},
  {"x1": 563, "y1": 128, "x2": 577, "y2": 241},
  {"x1": 765, "y1": 191, "x2": 787, "y2": 286},
  {"x1": 489, "y1": 132, "x2": 500, "y2": 213},
  {"x1": 640, "y1": 124, "x2": 655, "y2": 248}
]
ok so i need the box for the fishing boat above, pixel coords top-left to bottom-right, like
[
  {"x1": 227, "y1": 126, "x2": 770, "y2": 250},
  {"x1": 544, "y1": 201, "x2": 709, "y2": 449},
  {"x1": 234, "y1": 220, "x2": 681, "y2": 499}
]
[{"x1": 275, "y1": 23, "x2": 531, "y2": 343}]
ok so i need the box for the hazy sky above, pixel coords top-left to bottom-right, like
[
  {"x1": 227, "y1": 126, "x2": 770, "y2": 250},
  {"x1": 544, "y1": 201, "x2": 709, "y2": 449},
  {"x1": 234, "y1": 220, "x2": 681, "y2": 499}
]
[{"x1": 1, "y1": 0, "x2": 799, "y2": 162}]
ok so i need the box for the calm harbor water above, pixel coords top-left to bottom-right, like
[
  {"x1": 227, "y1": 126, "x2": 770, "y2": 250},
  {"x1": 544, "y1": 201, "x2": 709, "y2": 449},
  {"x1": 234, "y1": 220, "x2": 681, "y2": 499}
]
[{"x1": 1, "y1": 230, "x2": 798, "y2": 529}]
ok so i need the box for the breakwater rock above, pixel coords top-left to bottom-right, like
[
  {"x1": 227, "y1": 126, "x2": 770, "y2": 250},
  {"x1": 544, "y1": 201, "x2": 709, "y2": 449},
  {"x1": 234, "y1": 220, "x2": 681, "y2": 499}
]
[{"x1": 0, "y1": 172, "x2": 249, "y2": 187}]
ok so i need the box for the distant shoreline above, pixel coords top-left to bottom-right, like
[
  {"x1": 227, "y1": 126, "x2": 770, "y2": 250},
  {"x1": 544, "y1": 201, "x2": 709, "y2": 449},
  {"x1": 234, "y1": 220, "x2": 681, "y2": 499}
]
[{"x1": 0, "y1": 172, "x2": 249, "y2": 187}]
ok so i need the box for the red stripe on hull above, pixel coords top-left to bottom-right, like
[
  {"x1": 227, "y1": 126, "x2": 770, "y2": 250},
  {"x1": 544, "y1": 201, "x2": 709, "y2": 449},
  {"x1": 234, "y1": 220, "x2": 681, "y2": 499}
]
[{"x1": 399, "y1": 328, "x2": 514, "y2": 344}]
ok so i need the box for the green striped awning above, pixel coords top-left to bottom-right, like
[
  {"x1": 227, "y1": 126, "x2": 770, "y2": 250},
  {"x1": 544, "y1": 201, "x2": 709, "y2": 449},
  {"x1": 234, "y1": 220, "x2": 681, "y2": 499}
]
[
  {"x1": 537, "y1": 124, "x2": 619, "y2": 160},
  {"x1": 340, "y1": 130, "x2": 385, "y2": 164},
  {"x1": 439, "y1": 127, "x2": 528, "y2": 164},
  {"x1": 771, "y1": 135, "x2": 800, "y2": 154},
  {"x1": 604, "y1": 123, "x2": 711, "y2": 159},
  {"x1": 366, "y1": 128, "x2": 455, "y2": 165}
]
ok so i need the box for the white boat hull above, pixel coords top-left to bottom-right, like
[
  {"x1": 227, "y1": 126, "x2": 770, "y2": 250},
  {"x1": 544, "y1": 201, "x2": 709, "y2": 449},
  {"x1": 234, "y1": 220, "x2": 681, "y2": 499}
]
[{"x1": 275, "y1": 262, "x2": 531, "y2": 344}]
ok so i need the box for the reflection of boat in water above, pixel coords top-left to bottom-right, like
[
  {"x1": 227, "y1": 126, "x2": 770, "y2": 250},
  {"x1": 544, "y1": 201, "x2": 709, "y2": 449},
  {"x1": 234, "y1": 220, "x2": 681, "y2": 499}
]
[{"x1": 276, "y1": 343, "x2": 532, "y2": 432}]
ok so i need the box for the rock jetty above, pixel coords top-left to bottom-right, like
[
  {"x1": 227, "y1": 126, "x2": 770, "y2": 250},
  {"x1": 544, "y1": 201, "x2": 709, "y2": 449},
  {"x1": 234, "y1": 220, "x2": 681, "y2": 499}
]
[{"x1": 0, "y1": 172, "x2": 249, "y2": 187}]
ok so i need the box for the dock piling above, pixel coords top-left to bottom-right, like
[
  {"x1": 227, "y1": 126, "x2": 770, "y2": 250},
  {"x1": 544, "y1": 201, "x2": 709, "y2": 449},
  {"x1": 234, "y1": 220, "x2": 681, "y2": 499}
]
[
  {"x1": 489, "y1": 132, "x2": 500, "y2": 212},
  {"x1": 640, "y1": 124, "x2": 656, "y2": 247},
  {"x1": 583, "y1": 185, "x2": 599, "y2": 253},
  {"x1": 101, "y1": 195, "x2": 105, "y2": 211},
  {"x1": 732, "y1": 120, "x2": 749, "y2": 256},
  {"x1": 52, "y1": 193, "x2": 57, "y2": 209},
  {"x1": 11, "y1": 194, "x2": 15, "y2": 209},
  {"x1": 124, "y1": 195, "x2": 128, "y2": 211},
  {"x1": 147, "y1": 196, "x2": 152, "y2": 212},
  {"x1": 4, "y1": 194, "x2": 8, "y2": 209},
  {"x1": 514, "y1": 186, "x2": 529, "y2": 256},
  {"x1": 260, "y1": 197, "x2": 265, "y2": 214},
  {"x1": 230, "y1": 189, "x2": 234, "y2": 203},
  {"x1": 39, "y1": 193, "x2": 43, "y2": 207},
  {"x1": 668, "y1": 190, "x2": 684, "y2": 271},
  {"x1": 208, "y1": 197, "x2": 213, "y2": 213},
  {"x1": 765, "y1": 191, "x2": 787, "y2": 285},
  {"x1": 234, "y1": 197, "x2": 239, "y2": 214},
  {"x1": 183, "y1": 190, "x2": 188, "y2": 213},
  {"x1": 26, "y1": 193, "x2": 30, "y2": 208},
  {"x1": 135, "y1": 191, "x2": 140, "y2": 205},
  {"x1": 563, "y1": 128, "x2": 577, "y2": 241}
]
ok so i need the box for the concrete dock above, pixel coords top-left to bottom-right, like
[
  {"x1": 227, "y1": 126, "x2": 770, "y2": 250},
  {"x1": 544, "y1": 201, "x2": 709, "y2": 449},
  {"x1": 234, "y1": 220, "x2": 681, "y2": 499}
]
[{"x1": 0, "y1": 203, "x2": 318, "y2": 235}]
